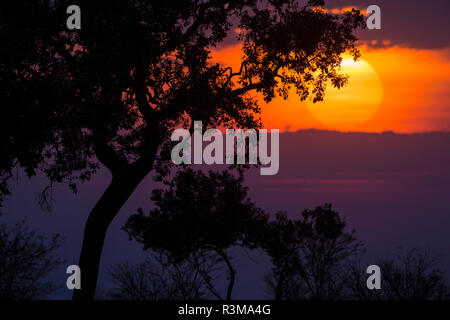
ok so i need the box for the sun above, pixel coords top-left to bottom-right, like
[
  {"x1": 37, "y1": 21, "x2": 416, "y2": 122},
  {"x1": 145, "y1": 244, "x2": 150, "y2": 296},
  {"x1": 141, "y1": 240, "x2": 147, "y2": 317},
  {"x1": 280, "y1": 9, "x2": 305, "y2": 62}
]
[
  {"x1": 305, "y1": 57, "x2": 383, "y2": 131},
  {"x1": 210, "y1": 45, "x2": 384, "y2": 132}
]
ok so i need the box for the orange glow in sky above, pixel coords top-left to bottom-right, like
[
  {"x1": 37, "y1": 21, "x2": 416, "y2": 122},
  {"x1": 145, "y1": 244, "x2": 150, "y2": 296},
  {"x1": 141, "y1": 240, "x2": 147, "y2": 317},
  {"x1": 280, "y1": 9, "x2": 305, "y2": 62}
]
[
  {"x1": 305, "y1": 57, "x2": 383, "y2": 131},
  {"x1": 211, "y1": 44, "x2": 450, "y2": 133}
]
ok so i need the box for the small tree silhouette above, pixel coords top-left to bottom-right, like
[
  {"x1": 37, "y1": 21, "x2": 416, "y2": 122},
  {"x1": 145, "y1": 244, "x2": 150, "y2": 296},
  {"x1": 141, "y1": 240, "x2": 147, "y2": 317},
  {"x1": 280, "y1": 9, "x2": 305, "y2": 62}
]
[
  {"x1": 123, "y1": 169, "x2": 268, "y2": 300},
  {"x1": 0, "y1": 0, "x2": 365, "y2": 299},
  {"x1": 347, "y1": 248, "x2": 450, "y2": 300},
  {"x1": 108, "y1": 252, "x2": 210, "y2": 300},
  {"x1": 0, "y1": 217, "x2": 63, "y2": 299},
  {"x1": 263, "y1": 204, "x2": 363, "y2": 300}
]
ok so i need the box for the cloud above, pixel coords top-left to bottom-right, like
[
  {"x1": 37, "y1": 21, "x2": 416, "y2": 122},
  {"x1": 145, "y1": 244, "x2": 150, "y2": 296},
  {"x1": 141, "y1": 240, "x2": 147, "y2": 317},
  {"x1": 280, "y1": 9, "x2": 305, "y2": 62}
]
[{"x1": 326, "y1": 6, "x2": 369, "y2": 16}]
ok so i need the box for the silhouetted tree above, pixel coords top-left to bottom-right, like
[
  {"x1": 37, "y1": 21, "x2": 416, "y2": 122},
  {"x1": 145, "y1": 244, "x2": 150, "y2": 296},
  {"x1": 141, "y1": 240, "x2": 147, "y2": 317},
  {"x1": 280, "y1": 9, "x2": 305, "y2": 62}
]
[
  {"x1": 264, "y1": 204, "x2": 363, "y2": 300},
  {"x1": 0, "y1": 0, "x2": 365, "y2": 299},
  {"x1": 347, "y1": 248, "x2": 450, "y2": 300},
  {"x1": 0, "y1": 217, "x2": 63, "y2": 299},
  {"x1": 108, "y1": 252, "x2": 211, "y2": 300},
  {"x1": 124, "y1": 169, "x2": 268, "y2": 300},
  {"x1": 344, "y1": 259, "x2": 381, "y2": 300}
]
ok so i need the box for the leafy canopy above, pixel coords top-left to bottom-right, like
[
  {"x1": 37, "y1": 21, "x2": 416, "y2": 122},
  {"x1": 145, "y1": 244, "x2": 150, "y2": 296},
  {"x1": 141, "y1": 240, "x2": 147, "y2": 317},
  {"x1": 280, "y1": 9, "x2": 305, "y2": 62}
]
[
  {"x1": 124, "y1": 168, "x2": 268, "y2": 261},
  {"x1": 0, "y1": 0, "x2": 365, "y2": 204}
]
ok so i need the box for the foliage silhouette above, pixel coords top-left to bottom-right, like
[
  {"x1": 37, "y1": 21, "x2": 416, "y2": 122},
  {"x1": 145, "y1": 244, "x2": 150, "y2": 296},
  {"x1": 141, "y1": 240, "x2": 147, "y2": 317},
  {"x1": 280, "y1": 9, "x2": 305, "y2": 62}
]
[
  {"x1": 263, "y1": 204, "x2": 363, "y2": 300},
  {"x1": 108, "y1": 252, "x2": 212, "y2": 300},
  {"x1": 347, "y1": 248, "x2": 450, "y2": 300},
  {"x1": 0, "y1": 216, "x2": 63, "y2": 299},
  {"x1": 124, "y1": 168, "x2": 268, "y2": 300},
  {"x1": 0, "y1": 0, "x2": 365, "y2": 299}
]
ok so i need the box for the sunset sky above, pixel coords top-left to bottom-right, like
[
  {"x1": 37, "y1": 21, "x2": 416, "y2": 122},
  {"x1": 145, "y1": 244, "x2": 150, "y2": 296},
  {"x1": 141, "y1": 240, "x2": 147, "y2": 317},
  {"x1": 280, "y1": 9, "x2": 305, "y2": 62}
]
[{"x1": 212, "y1": 0, "x2": 450, "y2": 133}]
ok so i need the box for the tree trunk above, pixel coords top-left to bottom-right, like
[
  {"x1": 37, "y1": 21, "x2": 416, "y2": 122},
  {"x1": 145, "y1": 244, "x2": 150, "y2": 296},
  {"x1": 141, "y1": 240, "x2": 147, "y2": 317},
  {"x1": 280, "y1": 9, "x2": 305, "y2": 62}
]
[
  {"x1": 215, "y1": 249, "x2": 235, "y2": 301},
  {"x1": 72, "y1": 167, "x2": 150, "y2": 300}
]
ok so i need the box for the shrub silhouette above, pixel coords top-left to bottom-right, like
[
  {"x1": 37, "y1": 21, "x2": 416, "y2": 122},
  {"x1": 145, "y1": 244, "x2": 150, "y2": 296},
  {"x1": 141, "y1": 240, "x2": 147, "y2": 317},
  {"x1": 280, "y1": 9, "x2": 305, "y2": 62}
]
[
  {"x1": 108, "y1": 252, "x2": 210, "y2": 300},
  {"x1": 347, "y1": 248, "x2": 450, "y2": 300},
  {"x1": 0, "y1": 216, "x2": 63, "y2": 299}
]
